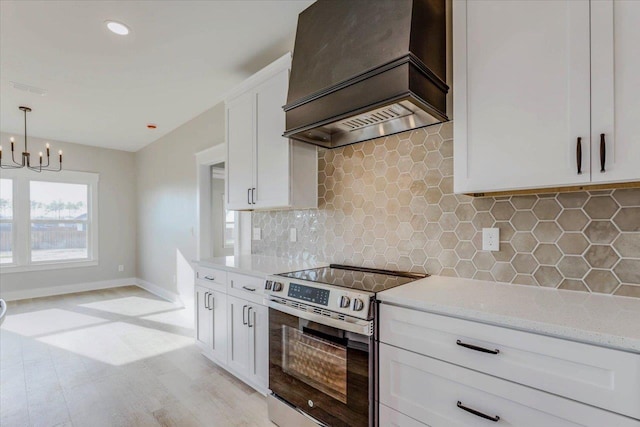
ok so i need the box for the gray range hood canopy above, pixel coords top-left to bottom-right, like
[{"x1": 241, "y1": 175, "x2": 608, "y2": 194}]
[{"x1": 284, "y1": 0, "x2": 449, "y2": 149}]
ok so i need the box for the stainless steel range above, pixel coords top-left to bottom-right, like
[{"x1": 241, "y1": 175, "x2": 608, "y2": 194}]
[{"x1": 265, "y1": 264, "x2": 427, "y2": 427}]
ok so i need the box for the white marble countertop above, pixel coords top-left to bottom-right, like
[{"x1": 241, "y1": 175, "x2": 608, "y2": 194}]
[
  {"x1": 378, "y1": 275, "x2": 640, "y2": 353},
  {"x1": 197, "y1": 255, "x2": 328, "y2": 277}
]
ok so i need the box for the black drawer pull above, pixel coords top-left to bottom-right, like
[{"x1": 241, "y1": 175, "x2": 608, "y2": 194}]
[
  {"x1": 600, "y1": 133, "x2": 606, "y2": 173},
  {"x1": 203, "y1": 276, "x2": 215, "y2": 281},
  {"x1": 456, "y1": 340, "x2": 500, "y2": 355},
  {"x1": 242, "y1": 286, "x2": 256, "y2": 292},
  {"x1": 457, "y1": 401, "x2": 500, "y2": 422},
  {"x1": 576, "y1": 137, "x2": 582, "y2": 175}
]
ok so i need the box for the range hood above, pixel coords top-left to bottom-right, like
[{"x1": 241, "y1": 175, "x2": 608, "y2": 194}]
[{"x1": 284, "y1": 0, "x2": 448, "y2": 149}]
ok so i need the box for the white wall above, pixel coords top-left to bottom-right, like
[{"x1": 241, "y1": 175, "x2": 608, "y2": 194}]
[
  {"x1": 0, "y1": 133, "x2": 137, "y2": 298},
  {"x1": 135, "y1": 103, "x2": 225, "y2": 304}
]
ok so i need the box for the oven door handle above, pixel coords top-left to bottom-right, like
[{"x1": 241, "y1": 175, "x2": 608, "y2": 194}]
[{"x1": 267, "y1": 299, "x2": 373, "y2": 336}]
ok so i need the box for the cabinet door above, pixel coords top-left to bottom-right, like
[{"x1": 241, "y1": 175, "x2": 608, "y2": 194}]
[
  {"x1": 226, "y1": 91, "x2": 255, "y2": 210},
  {"x1": 227, "y1": 295, "x2": 250, "y2": 375},
  {"x1": 453, "y1": 0, "x2": 591, "y2": 193},
  {"x1": 254, "y1": 68, "x2": 291, "y2": 209},
  {"x1": 210, "y1": 290, "x2": 227, "y2": 364},
  {"x1": 195, "y1": 286, "x2": 211, "y2": 348},
  {"x1": 591, "y1": 0, "x2": 640, "y2": 183},
  {"x1": 247, "y1": 303, "x2": 269, "y2": 390}
]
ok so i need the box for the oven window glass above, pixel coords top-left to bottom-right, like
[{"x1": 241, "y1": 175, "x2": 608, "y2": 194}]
[{"x1": 282, "y1": 325, "x2": 347, "y2": 403}]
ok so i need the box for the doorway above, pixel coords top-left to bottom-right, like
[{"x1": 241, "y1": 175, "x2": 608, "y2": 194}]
[{"x1": 211, "y1": 163, "x2": 234, "y2": 257}]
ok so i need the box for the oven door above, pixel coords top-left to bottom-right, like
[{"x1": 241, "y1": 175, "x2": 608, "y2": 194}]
[{"x1": 269, "y1": 303, "x2": 373, "y2": 427}]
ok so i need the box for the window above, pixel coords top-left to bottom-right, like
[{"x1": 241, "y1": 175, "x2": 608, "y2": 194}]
[
  {"x1": 0, "y1": 169, "x2": 98, "y2": 272},
  {"x1": 223, "y1": 194, "x2": 235, "y2": 248}
]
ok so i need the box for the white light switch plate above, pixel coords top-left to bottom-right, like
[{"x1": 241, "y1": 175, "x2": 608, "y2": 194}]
[
  {"x1": 482, "y1": 227, "x2": 500, "y2": 251},
  {"x1": 289, "y1": 228, "x2": 297, "y2": 242},
  {"x1": 252, "y1": 227, "x2": 261, "y2": 241}
]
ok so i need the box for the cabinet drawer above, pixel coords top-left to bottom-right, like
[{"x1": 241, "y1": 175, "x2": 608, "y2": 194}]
[
  {"x1": 380, "y1": 304, "x2": 640, "y2": 419},
  {"x1": 379, "y1": 404, "x2": 427, "y2": 427},
  {"x1": 379, "y1": 344, "x2": 638, "y2": 427},
  {"x1": 195, "y1": 266, "x2": 227, "y2": 292},
  {"x1": 228, "y1": 272, "x2": 264, "y2": 304}
]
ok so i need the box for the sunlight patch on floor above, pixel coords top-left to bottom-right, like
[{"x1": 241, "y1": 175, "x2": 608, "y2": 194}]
[
  {"x1": 38, "y1": 321, "x2": 193, "y2": 366},
  {"x1": 1, "y1": 308, "x2": 107, "y2": 337},
  {"x1": 79, "y1": 296, "x2": 178, "y2": 316}
]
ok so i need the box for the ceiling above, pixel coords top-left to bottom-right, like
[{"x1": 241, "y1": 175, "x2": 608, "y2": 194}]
[{"x1": 0, "y1": 0, "x2": 313, "y2": 152}]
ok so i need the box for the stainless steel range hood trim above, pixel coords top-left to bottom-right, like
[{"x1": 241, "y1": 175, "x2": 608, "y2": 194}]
[{"x1": 283, "y1": 96, "x2": 446, "y2": 149}]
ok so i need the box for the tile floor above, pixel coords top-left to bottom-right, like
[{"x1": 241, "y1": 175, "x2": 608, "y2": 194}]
[{"x1": 0, "y1": 286, "x2": 272, "y2": 427}]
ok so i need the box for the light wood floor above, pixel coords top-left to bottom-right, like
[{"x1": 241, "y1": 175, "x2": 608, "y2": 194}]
[{"x1": 0, "y1": 286, "x2": 273, "y2": 427}]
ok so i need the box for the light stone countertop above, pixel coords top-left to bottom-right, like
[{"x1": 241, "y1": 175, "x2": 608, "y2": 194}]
[
  {"x1": 378, "y1": 275, "x2": 640, "y2": 353},
  {"x1": 197, "y1": 255, "x2": 328, "y2": 277}
]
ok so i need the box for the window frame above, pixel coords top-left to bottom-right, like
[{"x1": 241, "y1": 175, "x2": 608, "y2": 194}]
[
  {"x1": 0, "y1": 169, "x2": 99, "y2": 273},
  {"x1": 0, "y1": 177, "x2": 15, "y2": 265}
]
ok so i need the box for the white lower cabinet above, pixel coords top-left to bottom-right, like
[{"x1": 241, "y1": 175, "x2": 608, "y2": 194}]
[
  {"x1": 195, "y1": 267, "x2": 269, "y2": 394},
  {"x1": 227, "y1": 294, "x2": 268, "y2": 392},
  {"x1": 378, "y1": 304, "x2": 640, "y2": 426},
  {"x1": 379, "y1": 343, "x2": 637, "y2": 427},
  {"x1": 195, "y1": 285, "x2": 227, "y2": 364}
]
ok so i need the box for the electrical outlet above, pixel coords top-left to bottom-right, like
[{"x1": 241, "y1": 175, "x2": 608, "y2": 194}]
[
  {"x1": 118, "y1": 265, "x2": 124, "y2": 272},
  {"x1": 252, "y1": 227, "x2": 262, "y2": 240},
  {"x1": 289, "y1": 228, "x2": 297, "y2": 242},
  {"x1": 482, "y1": 227, "x2": 500, "y2": 251}
]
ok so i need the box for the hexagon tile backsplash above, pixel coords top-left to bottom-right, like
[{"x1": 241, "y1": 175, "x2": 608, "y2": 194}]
[{"x1": 252, "y1": 122, "x2": 640, "y2": 298}]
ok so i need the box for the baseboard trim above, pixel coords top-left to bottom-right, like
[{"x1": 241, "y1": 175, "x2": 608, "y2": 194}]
[
  {"x1": 0, "y1": 278, "x2": 137, "y2": 302},
  {"x1": 135, "y1": 279, "x2": 183, "y2": 306}
]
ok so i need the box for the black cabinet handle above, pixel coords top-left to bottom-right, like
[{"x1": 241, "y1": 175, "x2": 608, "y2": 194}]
[
  {"x1": 208, "y1": 293, "x2": 214, "y2": 311},
  {"x1": 247, "y1": 188, "x2": 251, "y2": 205},
  {"x1": 576, "y1": 137, "x2": 582, "y2": 175},
  {"x1": 600, "y1": 133, "x2": 606, "y2": 173},
  {"x1": 247, "y1": 306, "x2": 254, "y2": 328},
  {"x1": 204, "y1": 292, "x2": 210, "y2": 310},
  {"x1": 457, "y1": 401, "x2": 500, "y2": 422},
  {"x1": 203, "y1": 275, "x2": 215, "y2": 281},
  {"x1": 242, "y1": 305, "x2": 248, "y2": 325},
  {"x1": 251, "y1": 187, "x2": 256, "y2": 204},
  {"x1": 456, "y1": 340, "x2": 500, "y2": 355},
  {"x1": 242, "y1": 286, "x2": 256, "y2": 292}
]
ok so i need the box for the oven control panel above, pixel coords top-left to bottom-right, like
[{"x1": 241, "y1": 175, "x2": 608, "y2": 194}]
[
  {"x1": 264, "y1": 276, "x2": 374, "y2": 320},
  {"x1": 287, "y1": 283, "x2": 330, "y2": 306}
]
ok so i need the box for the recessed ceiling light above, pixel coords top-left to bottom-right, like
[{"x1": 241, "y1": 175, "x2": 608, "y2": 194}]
[{"x1": 106, "y1": 21, "x2": 130, "y2": 36}]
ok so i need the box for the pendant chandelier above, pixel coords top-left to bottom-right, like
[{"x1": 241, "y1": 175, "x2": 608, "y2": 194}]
[{"x1": 0, "y1": 106, "x2": 63, "y2": 172}]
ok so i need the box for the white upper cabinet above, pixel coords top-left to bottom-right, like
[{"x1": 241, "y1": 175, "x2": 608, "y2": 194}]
[
  {"x1": 227, "y1": 91, "x2": 255, "y2": 209},
  {"x1": 590, "y1": 0, "x2": 640, "y2": 183},
  {"x1": 454, "y1": 0, "x2": 640, "y2": 194},
  {"x1": 225, "y1": 53, "x2": 318, "y2": 211}
]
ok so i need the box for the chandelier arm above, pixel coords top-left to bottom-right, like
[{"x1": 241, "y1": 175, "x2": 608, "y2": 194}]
[
  {"x1": 10, "y1": 148, "x2": 24, "y2": 167},
  {"x1": 0, "y1": 162, "x2": 24, "y2": 169},
  {"x1": 40, "y1": 162, "x2": 62, "y2": 172}
]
